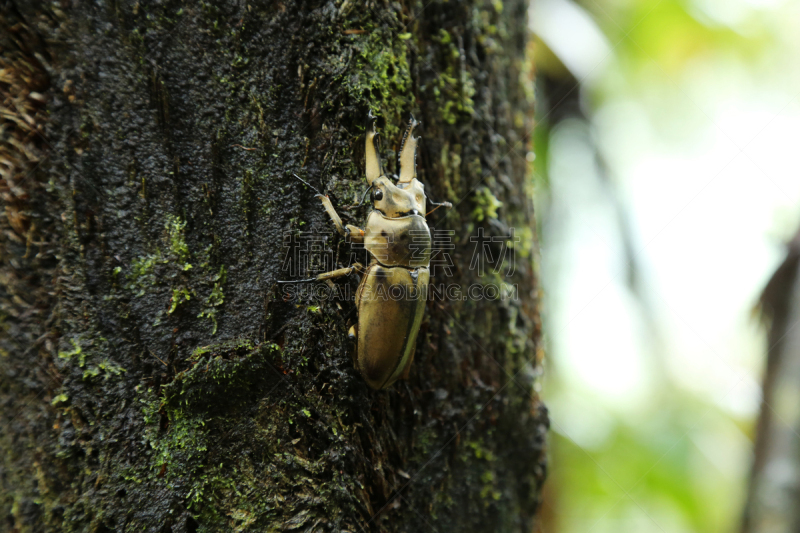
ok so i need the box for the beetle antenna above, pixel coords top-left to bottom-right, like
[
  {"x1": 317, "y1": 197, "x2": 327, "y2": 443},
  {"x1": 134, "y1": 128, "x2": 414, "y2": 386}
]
[
  {"x1": 425, "y1": 185, "x2": 453, "y2": 216},
  {"x1": 426, "y1": 200, "x2": 453, "y2": 216},
  {"x1": 277, "y1": 277, "x2": 317, "y2": 284},
  {"x1": 292, "y1": 173, "x2": 322, "y2": 195},
  {"x1": 350, "y1": 185, "x2": 374, "y2": 208}
]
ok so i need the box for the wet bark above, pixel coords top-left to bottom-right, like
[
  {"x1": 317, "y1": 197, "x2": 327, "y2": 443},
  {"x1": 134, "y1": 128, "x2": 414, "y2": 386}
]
[{"x1": 0, "y1": 1, "x2": 547, "y2": 531}]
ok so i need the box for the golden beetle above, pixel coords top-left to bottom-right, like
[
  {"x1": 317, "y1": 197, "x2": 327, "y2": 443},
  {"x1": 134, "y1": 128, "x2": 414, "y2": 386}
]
[{"x1": 291, "y1": 114, "x2": 450, "y2": 389}]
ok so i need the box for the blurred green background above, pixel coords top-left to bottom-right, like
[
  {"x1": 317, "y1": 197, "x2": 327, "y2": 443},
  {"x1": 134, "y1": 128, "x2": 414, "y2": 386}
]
[{"x1": 529, "y1": 0, "x2": 800, "y2": 531}]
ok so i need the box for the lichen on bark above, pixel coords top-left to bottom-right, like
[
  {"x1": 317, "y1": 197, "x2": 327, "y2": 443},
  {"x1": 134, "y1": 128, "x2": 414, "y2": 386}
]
[{"x1": 1, "y1": 1, "x2": 547, "y2": 531}]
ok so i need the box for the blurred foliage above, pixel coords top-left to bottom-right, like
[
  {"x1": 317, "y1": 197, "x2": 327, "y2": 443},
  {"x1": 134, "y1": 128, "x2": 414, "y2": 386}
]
[
  {"x1": 542, "y1": 396, "x2": 751, "y2": 532},
  {"x1": 532, "y1": 0, "x2": 797, "y2": 531}
]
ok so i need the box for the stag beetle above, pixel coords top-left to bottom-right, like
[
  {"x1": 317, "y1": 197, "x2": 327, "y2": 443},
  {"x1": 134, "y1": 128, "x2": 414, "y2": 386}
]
[{"x1": 286, "y1": 113, "x2": 451, "y2": 389}]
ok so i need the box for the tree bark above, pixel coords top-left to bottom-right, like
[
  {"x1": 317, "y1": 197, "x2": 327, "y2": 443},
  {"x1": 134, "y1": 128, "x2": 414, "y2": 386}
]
[{"x1": 1, "y1": 1, "x2": 547, "y2": 531}]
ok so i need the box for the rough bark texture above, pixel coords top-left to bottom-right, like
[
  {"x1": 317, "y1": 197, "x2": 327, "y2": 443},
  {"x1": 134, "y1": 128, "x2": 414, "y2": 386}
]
[{"x1": 1, "y1": 1, "x2": 547, "y2": 531}]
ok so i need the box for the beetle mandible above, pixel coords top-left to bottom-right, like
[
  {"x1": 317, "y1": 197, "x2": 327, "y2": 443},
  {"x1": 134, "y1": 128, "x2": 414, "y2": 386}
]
[{"x1": 291, "y1": 113, "x2": 450, "y2": 389}]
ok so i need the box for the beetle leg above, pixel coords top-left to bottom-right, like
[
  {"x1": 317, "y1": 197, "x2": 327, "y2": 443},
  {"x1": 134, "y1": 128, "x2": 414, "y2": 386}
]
[
  {"x1": 317, "y1": 194, "x2": 345, "y2": 235},
  {"x1": 314, "y1": 262, "x2": 364, "y2": 281},
  {"x1": 345, "y1": 225, "x2": 365, "y2": 244},
  {"x1": 278, "y1": 262, "x2": 364, "y2": 284},
  {"x1": 397, "y1": 115, "x2": 418, "y2": 184},
  {"x1": 316, "y1": 194, "x2": 365, "y2": 243},
  {"x1": 366, "y1": 111, "x2": 383, "y2": 185}
]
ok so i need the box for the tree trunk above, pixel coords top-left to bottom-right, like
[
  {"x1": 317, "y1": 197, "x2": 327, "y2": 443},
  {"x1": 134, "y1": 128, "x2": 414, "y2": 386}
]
[
  {"x1": 1, "y1": 1, "x2": 547, "y2": 531},
  {"x1": 742, "y1": 228, "x2": 800, "y2": 533}
]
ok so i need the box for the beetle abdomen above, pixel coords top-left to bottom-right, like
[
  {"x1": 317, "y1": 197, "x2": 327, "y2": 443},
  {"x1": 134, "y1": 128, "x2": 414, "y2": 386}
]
[{"x1": 355, "y1": 264, "x2": 429, "y2": 389}]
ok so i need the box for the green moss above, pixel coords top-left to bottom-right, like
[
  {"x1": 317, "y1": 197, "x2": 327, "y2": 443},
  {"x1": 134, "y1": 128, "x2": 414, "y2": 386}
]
[
  {"x1": 140, "y1": 342, "x2": 308, "y2": 528},
  {"x1": 51, "y1": 393, "x2": 69, "y2": 406},
  {"x1": 82, "y1": 360, "x2": 126, "y2": 381},
  {"x1": 344, "y1": 29, "x2": 413, "y2": 139},
  {"x1": 479, "y1": 470, "x2": 502, "y2": 502},
  {"x1": 124, "y1": 215, "x2": 196, "y2": 313},
  {"x1": 514, "y1": 226, "x2": 535, "y2": 259},
  {"x1": 208, "y1": 266, "x2": 226, "y2": 306},
  {"x1": 131, "y1": 336, "x2": 366, "y2": 529},
  {"x1": 198, "y1": 265, "x2": 227, "y2": 334},
  {"x1": 125, "y1": 253, "x2": 162, "y2": 296},
  {"x1": 471, "y1": 186, "x2": 503, "y2": 221},
  {"x1": 57, "y1": 336, "x2": 127, "y2": 381},
  {"x1": 165, "y1": 214, "x2": 192, "y2": 271},
  {"x1": 58, "y1": 339, "x2": 83, "y2": 364},
  {"x1": 435, "y1": 69, "x2": 476, "y2": 125},
  {"x1": 169, "y1": 286, "x2": 193, "y2": 314},
  {"x1": 468, "y1": 439, "x2": 498, "y2": 462},
  {"x1": 426, "y1": 30, "x2": 477, "y2": 125},
  {"x1": 458, "y1": 439, "x2": 502, "y2": 505},
  {"x1": 191, "y1": 338, "x2": 256, "y2": 360}
]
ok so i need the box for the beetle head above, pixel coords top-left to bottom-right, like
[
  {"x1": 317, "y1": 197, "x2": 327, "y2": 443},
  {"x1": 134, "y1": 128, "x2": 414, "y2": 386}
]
[
  {"x1": 365, "y1": 114, "x2": 426, "y2": 218},
  {"x1": 370, "y1": 176, "x2": 426, "y2": 218}
]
